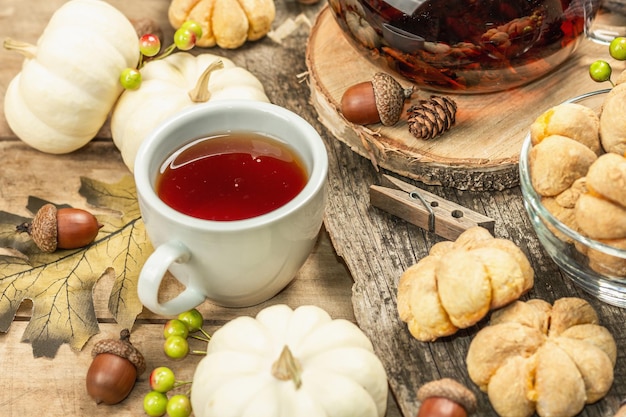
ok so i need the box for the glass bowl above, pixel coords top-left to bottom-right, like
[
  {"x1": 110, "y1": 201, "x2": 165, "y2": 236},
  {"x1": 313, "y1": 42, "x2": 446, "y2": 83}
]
[
  {"x1": 519, "y1": 89, "x2": 626, "y2": 308},
  {"x1": 328, "y1": 0, "x2": 588, "y2": 93}
]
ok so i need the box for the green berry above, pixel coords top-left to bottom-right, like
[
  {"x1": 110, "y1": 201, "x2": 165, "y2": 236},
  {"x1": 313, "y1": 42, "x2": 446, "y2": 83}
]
[
  {"x1": 119, "y1": 67, "x2": 142, "y2": 90},
  {"x1": 166, "y1": 394, "x2": 192, "y2": 417},
  {"x1": 181, "y1": 20, "x2": 203, "y2": 39},
  {"x1": 163, "y1": 319, "x2": 189, "y2": 339},
  {"x1": 173, "y1": 28, "x2": 196, "y2": 51},
  {"x1": 177, "y1": 309, "x2": 203, "y2": 332},
  {"x1": 149, "y1": 366, "x2": 176, "y2": 393},
  {"x1": 143, "y1": 391, "x2": 168, "y2": 417},
  {"x1": 163, "y1": 335, "x2": 189, "y2": 360},
  {"x1": 139, "y1": 33, "x2": 161, "y2": 57},
  {"x1": 589, "y1": 60, "x2": 612, "y2": 83},
  {"x1": 609, "y1": 37, "x2": 626, "y2": 61}
]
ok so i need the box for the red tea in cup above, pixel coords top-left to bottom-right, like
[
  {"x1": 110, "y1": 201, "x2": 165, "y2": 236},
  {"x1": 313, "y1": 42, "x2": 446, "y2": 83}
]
[{"x1": 156, "y1": 132, "x2": 308, "y2": 221}]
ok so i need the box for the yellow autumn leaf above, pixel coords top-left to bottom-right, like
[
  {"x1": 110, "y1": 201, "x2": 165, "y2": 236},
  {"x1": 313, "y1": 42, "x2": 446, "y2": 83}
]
[{"x1": 0, "y1": 175, "x2": 152, "y2": 358}]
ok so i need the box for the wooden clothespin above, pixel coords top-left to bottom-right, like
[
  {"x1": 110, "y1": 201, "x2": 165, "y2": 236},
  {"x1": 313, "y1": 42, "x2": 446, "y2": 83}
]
[{"x1": 369, "y1": 174, "x2": 495, "y2": 241}]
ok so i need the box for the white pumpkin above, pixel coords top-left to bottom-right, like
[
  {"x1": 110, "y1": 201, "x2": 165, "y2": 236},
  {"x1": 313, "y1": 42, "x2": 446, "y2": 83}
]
[
  {"x1": 3, "y1": 0, "x2": 139, "y2": 154},
  {"x1": 191, "y1": 304, "x2": 389, "y2": 417},
  {"x1": 110, "y1": 52, "x2": 270, "y2": 172}
]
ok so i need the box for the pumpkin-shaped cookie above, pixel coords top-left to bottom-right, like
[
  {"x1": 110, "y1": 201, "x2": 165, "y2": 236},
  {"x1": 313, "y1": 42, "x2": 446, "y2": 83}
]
[
  {"x1": 168, "y1": 0, "x2": 275, "y2": 49},
  {"x1": 466, "y1": 297, "x2": 616, "y2": 417},
  {"x1": 397, "y1": 227, "x2": 533, "y2": 342}
]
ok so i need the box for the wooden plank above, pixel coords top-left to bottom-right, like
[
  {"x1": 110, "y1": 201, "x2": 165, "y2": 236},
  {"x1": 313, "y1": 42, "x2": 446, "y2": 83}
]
[
  {"x1": 0, "y1": 1, "x2": 405, "y2": 416},
  {"x1": 306, "y1": 8, "x2": 626, "y2": 415},
  {"x1": 0, "y1": 321, "x2": 403, "y2": 416},
  {"x1": 0, "y1": 321, "x2": 204, "y2": 416},
  {"x1": 3, "y1": 0, "x2": 624, "y2": 416},
  {"x1": 0, "y1": 137, "x2": 398, "y2": 414},
  {"x1": 0, "y1": 138, "x2": 356, "y2": 323},
  {"x1": 322, "y1": 123, "x2": 626, "y2": 416}
]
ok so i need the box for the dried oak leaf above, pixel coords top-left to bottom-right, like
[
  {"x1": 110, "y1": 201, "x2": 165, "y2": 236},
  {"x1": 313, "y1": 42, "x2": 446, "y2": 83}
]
[{"x1": 0, "y1": 175, "x2": 152, "y2": 358}]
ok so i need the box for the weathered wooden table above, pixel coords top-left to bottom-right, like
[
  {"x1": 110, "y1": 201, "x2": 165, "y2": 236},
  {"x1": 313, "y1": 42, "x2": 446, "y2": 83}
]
[{"x1": 0, "y1": 1, "x2": 625, "y2": 416}]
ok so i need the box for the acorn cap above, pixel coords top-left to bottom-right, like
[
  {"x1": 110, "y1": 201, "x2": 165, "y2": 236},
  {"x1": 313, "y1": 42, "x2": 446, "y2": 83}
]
[
  {"x1": 29, "y1": 203, "x2": 58, "y2": 253},
  {"x1": 371, "y1": 72, "x2": 413, "y2": 126},
  {"x1": 417, "y1": 378, "x2": 477, "y2": 414},
  {"x1": 92, "y1": 329, "x2": 146, "y2": 376}
]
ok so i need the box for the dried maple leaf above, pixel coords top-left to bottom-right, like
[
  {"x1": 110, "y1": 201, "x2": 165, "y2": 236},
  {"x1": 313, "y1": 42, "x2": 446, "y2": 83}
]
[{"x1": 0, "y1": 175, "x2": 152, "y2": 358}]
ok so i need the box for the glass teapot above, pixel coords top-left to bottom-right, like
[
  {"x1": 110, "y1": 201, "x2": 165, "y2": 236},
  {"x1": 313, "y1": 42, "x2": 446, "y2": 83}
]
[{"x1": 328, "y1": 0, "x2": 590, "y2": 93}]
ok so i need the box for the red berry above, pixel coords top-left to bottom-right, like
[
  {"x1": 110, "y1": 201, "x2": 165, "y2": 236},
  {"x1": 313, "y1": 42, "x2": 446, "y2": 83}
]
[{"x1": 139, "y1": 33, "x2": 161, "y2": 57}]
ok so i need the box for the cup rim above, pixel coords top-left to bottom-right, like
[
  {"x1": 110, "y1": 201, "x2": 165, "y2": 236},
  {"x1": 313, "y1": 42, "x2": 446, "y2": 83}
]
[
  {"x1": 519, "y1": 88, "x2": 626, "y2": 259},
  {"x1": 134, "y1": 100, "x2": 328, "y2": 231}
]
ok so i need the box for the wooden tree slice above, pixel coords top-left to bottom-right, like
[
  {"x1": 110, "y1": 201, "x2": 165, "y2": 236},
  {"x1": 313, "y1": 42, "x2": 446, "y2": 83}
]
[{"x1": 305, "y1": 6, "x2": 612, "y2": 191}]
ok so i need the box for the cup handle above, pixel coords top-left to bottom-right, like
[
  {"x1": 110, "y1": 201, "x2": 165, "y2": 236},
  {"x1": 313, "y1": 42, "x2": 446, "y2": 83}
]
[{"x1": 137, "y1": 240, "x2": 206, "y2": 316}]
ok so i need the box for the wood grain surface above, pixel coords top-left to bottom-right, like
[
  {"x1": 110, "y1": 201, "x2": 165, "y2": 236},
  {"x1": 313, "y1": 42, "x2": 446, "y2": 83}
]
[
  {"x1": 1, "y1": 0, "x2": 626, "y2": 416},
  {"x1": 0, "y1": 1, "x2": 396, "y2": 416},
  {"x1": 308, "y1": 7, "x2": 626, "y2": 416}
]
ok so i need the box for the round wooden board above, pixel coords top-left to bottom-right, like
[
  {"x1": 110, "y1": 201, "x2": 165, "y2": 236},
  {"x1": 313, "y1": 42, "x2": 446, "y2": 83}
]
[{"x1": 305, "y1": 6, "x2": 611, "y2": 191}]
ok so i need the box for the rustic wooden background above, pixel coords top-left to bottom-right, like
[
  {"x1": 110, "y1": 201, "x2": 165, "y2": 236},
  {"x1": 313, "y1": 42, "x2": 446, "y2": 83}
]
[
  {"x1": 1, "y1": 0, "x2": 626, "y2": 416},
  {"x1": 307, "y1": 4, "x2": 626, "y2": 417},
  {"x1": 0, "y1": 0, "x2": 401, "y2": 416}
]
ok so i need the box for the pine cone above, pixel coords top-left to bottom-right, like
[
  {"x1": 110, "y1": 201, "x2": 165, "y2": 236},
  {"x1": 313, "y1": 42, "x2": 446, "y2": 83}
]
[{"x1": 407, "y1": 96, "x2": 457, "y2": 140}]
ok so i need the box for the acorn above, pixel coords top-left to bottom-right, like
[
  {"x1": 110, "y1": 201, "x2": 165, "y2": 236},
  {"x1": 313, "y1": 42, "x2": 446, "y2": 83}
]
[
  {"x1": 86, "y1": 329, "x2": 146, "y2": 405},
  {"x1": 340, "y1": 72, "x2": 414, "y2": 126},
  {"x1": 416, "y1": 378, "x2": 477, "y2": 417},
  {"x1": 16, "y1": 203, "x2": 103, "y2": 252}
]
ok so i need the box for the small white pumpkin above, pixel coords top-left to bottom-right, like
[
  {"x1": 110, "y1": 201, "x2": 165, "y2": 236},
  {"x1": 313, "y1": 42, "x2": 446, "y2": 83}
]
[
  {"x1": 191, "y1": 304, "x2": 389, "y2": 417},
  {"x1": 110, "y1": 52, "x2": 270, "y2": 172},
  {"x1": 3, "y1": 0, "x2": 139, "y2": 154}
]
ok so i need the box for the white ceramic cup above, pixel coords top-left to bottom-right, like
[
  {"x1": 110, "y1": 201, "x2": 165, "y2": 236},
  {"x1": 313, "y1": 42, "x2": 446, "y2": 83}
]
[{"x1": 134, "y1": 100, "x2": 328, "y2": 316}]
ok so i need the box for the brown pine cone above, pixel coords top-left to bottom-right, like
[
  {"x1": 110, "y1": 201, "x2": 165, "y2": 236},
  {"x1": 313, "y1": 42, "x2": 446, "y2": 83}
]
[{"x1": 407, "y1": 96, "x2": 457, "y2": 140}]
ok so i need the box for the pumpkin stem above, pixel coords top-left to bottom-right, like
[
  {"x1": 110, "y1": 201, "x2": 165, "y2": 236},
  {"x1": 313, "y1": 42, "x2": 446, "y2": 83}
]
[
  {"x1": 188, "y1": 60, "x2": 225, "y2": 103},
  {"x1": 271, "y1": 345, "x2": 302, "y2": 389},
  {"x1": 3, "y1": 38, "x2": 37, "y2": 59}
]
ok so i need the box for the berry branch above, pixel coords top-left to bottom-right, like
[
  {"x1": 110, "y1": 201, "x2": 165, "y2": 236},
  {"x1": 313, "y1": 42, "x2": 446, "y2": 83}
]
[
  {"x1": 143, "y1": 308, "x2": 211, "y2": 417},
  {"x1": 589, "y1": 37, "x2": 626, "y2": 86},
  {"x1": 120, "y1": 20, "x2": 203, "y2": 90}
]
